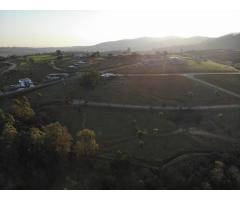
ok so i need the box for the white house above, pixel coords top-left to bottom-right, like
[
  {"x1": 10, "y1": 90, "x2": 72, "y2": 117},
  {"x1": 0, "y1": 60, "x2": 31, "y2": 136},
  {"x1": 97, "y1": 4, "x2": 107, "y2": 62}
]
[
  {"x1": 18, "y1": 78, "x2": 34, "y2": 88},
  {"x1": 100, "y1": 73, "x2": 118, "y2": 80},
  {"x1": 167, "y1": 57, "x2": 185, "y2": 65}
]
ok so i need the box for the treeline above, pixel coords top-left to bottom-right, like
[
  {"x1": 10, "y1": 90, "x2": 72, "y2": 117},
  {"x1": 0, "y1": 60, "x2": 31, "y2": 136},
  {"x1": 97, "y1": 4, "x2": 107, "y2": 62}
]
[{"x1": 0, "y1": 96, "x2": 100, "y2": 189}]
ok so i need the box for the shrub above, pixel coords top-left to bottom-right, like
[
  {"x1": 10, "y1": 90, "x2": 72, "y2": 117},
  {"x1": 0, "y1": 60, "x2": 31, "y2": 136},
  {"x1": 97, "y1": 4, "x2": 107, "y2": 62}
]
[
  {"x1": 11, "y1": 97, "x2": 35, "y2": 121},
  {"x1": 29, "y1": 127, "x2": 46, "y2": 145},
  {"x1": 2, "y1": 123, "x2": 18, "y2": 140},
  {"x1": 43, "y1": 122, "x2": 72, "y2": 156},
  {"x1": 73, "y1": 129, "x2": 99, "y2": 157}
]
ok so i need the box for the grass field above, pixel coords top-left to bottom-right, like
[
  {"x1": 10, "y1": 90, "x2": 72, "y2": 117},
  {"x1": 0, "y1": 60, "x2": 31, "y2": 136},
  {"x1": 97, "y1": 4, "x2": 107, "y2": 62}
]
[
  {"x1": 114, "y1": 59, "x2": 237, "y2": 74},
  {"x1": 27, "y1": 54, "x2": 56, "y2": 62},
  {"x1": 36, "y1": 105, "x2": 240, "y2": 160},
  {"x1": 187, "y1": 59, "x2": 237, "y2": 72},
  {"x1": 196, "y1": 74, "x2": 240, "y2": 94},
  {"x1": 27, "y1": 76, "x2": 239, "y2": 107},
  {"x1": 1, "y1": 62, "x2": 57, "y2": 86}
]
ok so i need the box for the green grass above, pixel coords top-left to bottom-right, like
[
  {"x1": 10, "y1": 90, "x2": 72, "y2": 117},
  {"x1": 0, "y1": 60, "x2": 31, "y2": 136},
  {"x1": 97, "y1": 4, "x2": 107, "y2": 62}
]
[
  {"x1": 35, "y1": 105, "x2": 240, "y2": 160},
  {"x1": 187, "y1": 59, "x2": 237, "y2": 72},
  {"x1": 3, "y1": 73, "x2": 240, "y2": 160},
  {"x1": 26, "y1": 76, "x2": 239, "y2": 107},
  {"x1": 1, "y1": 62, "x2": 56, "y2": 86},
  {"x1": 115, "y1": 58, "x2": 237, "y2": 74},
  {"x1": 196, "y1": 74, "x2": 240, "y2": 94},
  {"x1": 28, "y1": 54, "x2": 56, "y2": 62}
]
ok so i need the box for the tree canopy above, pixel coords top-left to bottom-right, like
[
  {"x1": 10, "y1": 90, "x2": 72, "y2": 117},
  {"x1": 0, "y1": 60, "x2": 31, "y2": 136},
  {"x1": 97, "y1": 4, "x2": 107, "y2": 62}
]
[
  {"x1": 11, "y1": 96, "x2": 35, "y2": 121},
  {"x1": 79, "y1": 70, "x2": 100, "y2": 90},
  {"x1": 73, "y1": 129, "x2": 99, "y2": 157}
]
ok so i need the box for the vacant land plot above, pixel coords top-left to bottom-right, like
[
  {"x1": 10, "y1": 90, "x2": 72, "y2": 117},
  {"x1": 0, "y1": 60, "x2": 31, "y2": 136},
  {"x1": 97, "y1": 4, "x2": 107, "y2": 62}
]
[
  {"x1": 36, "y1": 105, "x2": 240, "y2": 160},
  {"x1": 1, "y1": 62, "x2": 56, "y2": 86},
  {"x1": 114, "y1": 59, "x2": 236, "y2": 74},
  {"x1": 27, "y1": 54, "x2": 56, "y2": 62},
  {"x1": 196, "y1": 74, "x2": 240, "y2": 94},
  {"x1": 27, "y1": 76, "x2": 239, "y2": 107},
  {"x1": 187, "y1": 59, "x2": 237, "y2": 72}
]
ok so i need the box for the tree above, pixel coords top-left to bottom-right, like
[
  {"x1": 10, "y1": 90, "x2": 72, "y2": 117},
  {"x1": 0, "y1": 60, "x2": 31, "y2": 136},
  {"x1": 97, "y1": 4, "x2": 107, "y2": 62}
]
[
  {"x1": 79, "y1": 70, "x2": 100, "y2": 91},
  {"x1": 2, "y1": 123, "x2": 18, "y2": 141},
  {"x1": 28, "y1": 57, "x2": 35, "y2": 65},
  {"x1": 73, "y1": 129, "x2": 99, "y2": 157},
  {"x1": 0, "y1": 84, "x2": 4, "y2": 93},
  {"x1": 43, "y1": 122, "x2": 72, "y2": 156},
  {"x1": 0, "y1": 110, "x2": 15, "y2": 133},
  {"x1": 163, "y1": 51, "x2": 168, "y2": 57},
  {"x1": 29, "y1": 127, "x2": 46, "y2": 145},
  {"x1": 56, "y1": 50, "x2": 63, "y2": 60},
  {"x1": 11, "y1": 96, "x2": 35, "y2": 121},
  {"x1": 155, "y1": 51, "x2": 161, "y2": 56},
  {"x1": 4, "y1": 113, "x2": 15, "y2": 125},
  {"x1": 91, "y1": 51, "x2": 100, "y2": 57}
]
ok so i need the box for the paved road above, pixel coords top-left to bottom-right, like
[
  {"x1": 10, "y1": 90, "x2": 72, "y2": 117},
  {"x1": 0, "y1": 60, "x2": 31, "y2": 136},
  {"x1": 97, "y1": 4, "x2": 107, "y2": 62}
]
[
  {"x1": 0, "y1": 79, "x2": 63, "y2": 98},
  {"x1": 2, "y1": 61, "x2": 240, "y2": 102},
  {"x1": 0, "y1": 68, "x2": 83, "y2": 98},
  {"x1": 71, "y1": 99, "x2": 240, "y2": 111}
]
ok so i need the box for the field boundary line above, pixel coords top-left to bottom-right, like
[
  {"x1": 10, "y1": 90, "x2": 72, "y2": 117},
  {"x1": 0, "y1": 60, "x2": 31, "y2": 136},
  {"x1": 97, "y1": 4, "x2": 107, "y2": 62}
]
[{"x1": 70, "y1": 99, "x2": 240, "y2": 111}]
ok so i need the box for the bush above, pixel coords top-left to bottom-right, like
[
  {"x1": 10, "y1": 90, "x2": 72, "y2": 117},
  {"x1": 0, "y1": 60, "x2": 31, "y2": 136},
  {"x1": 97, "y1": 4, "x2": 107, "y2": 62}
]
[
  {"x1": 11, "y1": 97, "x2": 35, "y2": 121},
  {"x1": 29, "y1": 127, "x2": 46, "y2": 145},
  {"x1": 43, "y1": 122, "x2": 72, "y2": 156},
  {"x1": 2, "y1": 123, "x2": 18, "y2": 140},
  {"x1": 79, "y1": 70, "x2": 100, "y2": 90},
  {"x1": 73, "y1": 129, "x2": 99, "y2": 157}
]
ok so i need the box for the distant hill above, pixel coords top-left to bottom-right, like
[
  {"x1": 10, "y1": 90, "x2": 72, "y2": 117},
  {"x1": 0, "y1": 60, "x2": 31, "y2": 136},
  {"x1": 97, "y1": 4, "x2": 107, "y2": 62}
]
[
  {"x1": 1, "y1": 33, "x2": 240, "y2": 56},
  {"x1": 196, "y1": 33, "x2": 240, "y2": 50},
  {"x1": 0, "y1": 47, "x2": 58, "y2": 57},
  {"x1": 70, "y1": 36, "x2": 209, "y2": 52}
]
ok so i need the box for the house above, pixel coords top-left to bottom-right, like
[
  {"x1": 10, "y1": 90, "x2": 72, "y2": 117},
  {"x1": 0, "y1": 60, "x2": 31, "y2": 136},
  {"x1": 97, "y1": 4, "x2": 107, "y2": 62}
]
[
  {"x1": 167, "y1": 57, "x2": 185, "y2": 65},
  {"x1": 78, "y1": 60, "x2": 86, "y2": 64},
  {"x1": 46, "y1": 73, "x2": 69, "y2": 80},
  {"x1": 142, "y1": 58, "x2": 162, "y2": 66},
  {"x1": 73, "y1": 53, "x2": 87, "y2": 58},
  {"x1": 19, "y1": 78, "x2": 34, "y2": 88},
  {"x1": 100, "y1": 73, "x2": 118, "y2": 80},
  {"x1": 68, "y1": 61, "x2": 86, "y2": 69},
  {"x1": 8, "y1": 78, "x2": 34, "y2": 91}
]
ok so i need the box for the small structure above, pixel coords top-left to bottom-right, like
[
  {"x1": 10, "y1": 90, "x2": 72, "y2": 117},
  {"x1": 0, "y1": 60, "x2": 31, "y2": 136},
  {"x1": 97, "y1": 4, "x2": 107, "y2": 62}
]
[
  {"x1": 100, "y1": 73, "x2": 118, "y2": 80},
  {"x1": 167, "y1": 57, "x2": 185, "y2": 65},
  {"x1": 142, "y1": 58, "x2": 162, "y2": 66},
  {"x1": 19, "y1": 78, "x2": 34, "y2": 88},
  {"x1": 78, "y1": 60, "x2": 86, "y2": 64},
  {"x1": 68, "y1": 61, "x2": 86, "y2": 69},
  {"x1": 73, "y1": 53, "x2": 87, "y2": 58},
  {"x1": 46, "y1": 73, "x2": 69, "y2": 80},
  {"x1": 8, "y1": 78, "x2": 34, "y2": 91}
]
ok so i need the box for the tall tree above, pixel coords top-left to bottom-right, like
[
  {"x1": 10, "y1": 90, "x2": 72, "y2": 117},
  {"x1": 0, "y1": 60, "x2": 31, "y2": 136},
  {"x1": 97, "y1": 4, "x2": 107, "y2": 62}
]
[
  {"x1": 43, "y1": 122, "x2": 72, "y2": 156},
  {"x1": 73, "y1": 129, "x2": 99, "y2": 157},
  {"x1": 79, "y1": 70, "x2": 100, "y2": 94},
  {"x1": 56, "y1": 50, "x2": 63, "y2": 60},
  {"x1": 11, "y1": 96, "x2": 35, "y2": 121}
]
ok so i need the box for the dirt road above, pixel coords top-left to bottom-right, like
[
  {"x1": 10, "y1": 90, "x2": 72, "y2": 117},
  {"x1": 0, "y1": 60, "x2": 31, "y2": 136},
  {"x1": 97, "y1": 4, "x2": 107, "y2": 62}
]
[{"x1": 71, "y1": 99, "x2": 240, "y2": 111}]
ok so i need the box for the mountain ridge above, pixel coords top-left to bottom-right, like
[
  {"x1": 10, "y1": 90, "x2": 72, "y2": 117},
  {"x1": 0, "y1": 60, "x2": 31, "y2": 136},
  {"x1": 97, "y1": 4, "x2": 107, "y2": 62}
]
[{"x1": 1, "y1": 33, "x2": 240, "y2": 56}]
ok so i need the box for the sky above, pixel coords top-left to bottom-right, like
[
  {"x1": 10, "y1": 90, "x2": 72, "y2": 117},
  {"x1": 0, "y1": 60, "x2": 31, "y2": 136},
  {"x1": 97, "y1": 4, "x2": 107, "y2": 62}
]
[{"x1": 0, "y1": 10, "x2": 240, "y2": 47}]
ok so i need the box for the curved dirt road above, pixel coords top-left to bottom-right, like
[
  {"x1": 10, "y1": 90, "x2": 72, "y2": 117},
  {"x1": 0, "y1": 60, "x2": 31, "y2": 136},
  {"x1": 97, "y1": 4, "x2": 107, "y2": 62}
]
[
  {"x1": 184, "y1": 74, "x2": 240, "y2": 99},
  {"x1": 1, "y1": 62, "x2": 17, "y2": 75}
]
